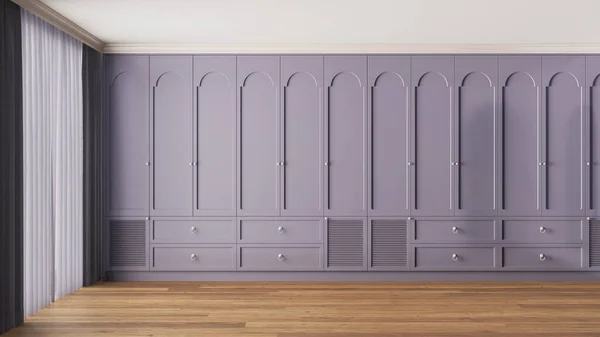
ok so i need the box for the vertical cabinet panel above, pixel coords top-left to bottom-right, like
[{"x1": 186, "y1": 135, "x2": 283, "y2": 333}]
[
  {"x1": 324, "y1": 56, "x2": 368, "y2": 216},
  {"x1": 106, "y1": 55, "x2": 149, "y2": 216},
  {"x1": 542, "y1": 56, "x2": 585, "y2": 216},
  {"x1": 498, "y1": 56, "x2": 542, "y2": 216},
  {"x1": 455, "y1": 56, "x2": 498, "y2": 216},
  {"x1": 150, "y1": 56, "x2": 193, "y2": 216},
  {"x1": 237, "y1": 56, "x2": 280, "y2": 216},
  {"x1": 280, "y1": 56, "x2": 324, "y2": 216},
  {"x1": 368, "y1": 56, "x2": 410, "y2": 216},
  {"x1": 411, "y1": 56, "x2": 454, "y2": 216},
  {"x1": 587, "y1": 56, "x2": 600, "y2": 216},
  {"x1": 193, "y1": 56, "x2": 237, "y2": 216}
]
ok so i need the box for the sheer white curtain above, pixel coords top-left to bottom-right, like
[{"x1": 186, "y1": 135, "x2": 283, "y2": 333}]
[{"x1": 21, "y1": 9, "x2": 83, "y2": 317}]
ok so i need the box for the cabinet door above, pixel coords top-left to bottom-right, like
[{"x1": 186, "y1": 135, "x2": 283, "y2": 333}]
[
  {"x1": 367, "y1": 56, "x2": 410, "y2": 216},
  {"x1": 280, "y1": 56, "x2": 324, "y2": 216},
  {"x1": 454, "y1": 56, "x2": 498, "y2": 216},
  {"x1": 498, "y1": 56, "x2": 542, "y2": 216},
  {"x1": 150, "y1": 56, "x2": 193, "y2": 216},
  {"x1": 106, "y1": 55, "x2": 149, "y2": 217},
  {"x1": 411, "y1": 56, "x2": 454, "y2": 216},
  {"x1": 588, "y1": 56, "x2": 600, "y2": 216},
  {"x1": 542, "y1": 56, "x2": 585, "y2": 216},
  {"x1": 193, "y1": 56, "x2": 236, "y2": 216},
  {"x1": 237, "y1": 56, "x2": 280, "y2": 216},
  {"x1": 324, "y1": 56, "x2": 368, "y2": 216}
]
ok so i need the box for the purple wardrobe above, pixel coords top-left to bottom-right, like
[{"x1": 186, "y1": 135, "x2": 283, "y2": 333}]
[{"x1": 103, "y1": 54, "x2": 600, "y2": 281}]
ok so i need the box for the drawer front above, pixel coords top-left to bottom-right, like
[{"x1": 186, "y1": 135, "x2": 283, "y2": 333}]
[
  {"x1": 414, "y1": 220, "x2": 495, "y2": 243},
  {"x1": 414, "y1": 247, "x2": 496, "y2": 269},
  {"x1": 239, "y1": 246, "x2": 323, "y2": 271},
  {"x1": 152, "y1": 219, "x2": 235, "y2": 243},
  {"x1": 502, "y1": 247, "x2": 583, "y2": 269},
  {"x1": 239, "y1": 219, "x2": 323, "y2": 244},
  {"x1": 502, "y1": 220, "x2": 583, "y2": 243},
  {"x1": 151, "y1": 246, "x2": 235, "y2": 271}
]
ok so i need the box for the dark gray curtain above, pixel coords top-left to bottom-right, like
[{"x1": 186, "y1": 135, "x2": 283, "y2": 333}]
[
  {"x1": 83, "y1": 44, "x2": 104, "y2": 286},
  {"x1": 0, "y1": 0, "x2": 23, "y2": 333}
]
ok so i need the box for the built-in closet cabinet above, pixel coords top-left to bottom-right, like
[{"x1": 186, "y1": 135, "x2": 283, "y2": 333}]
[
  {"x1": 498, "y1": 56, "x2": 542, "y2": 217},
  {"x1": 324, "y1": 56, "x2": 368, "y2": 217},
  {"x1": 106, "y1": 55, "x2": 150, "y2": 217},
  {"x1": 150, "y1": 56, "x2": 193, "y2": 216},
  {"x1": 588, "y1": 56, "x2": 600, "y2": 217},
  {"x1": 193, "y1": 56, "x2": 237, "y2": 216}
]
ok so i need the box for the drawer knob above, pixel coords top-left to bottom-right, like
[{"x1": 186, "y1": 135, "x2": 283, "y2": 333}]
[
  {"x1": 539, "y1": 226, "x2": 546, "y2": 234},
  {"x1": 451, "y1": 226, "x2": 459, "y2": 234},
  {"x1": 190, "y1": 226, "x2": 197, "y2": 233},
  {"x1": 277, "y1": 226, "x2": 284, "y2": 234},
  {"x1": 190, "y1": 253, "x2": 197, "y2": 261},
  {"x1": 278, "y1": 254, "x2": 285, "y2": 261},
  {"x1": 452, "y1": 253, "x2": 459, "y2": 262},
  {"x1": 539, "y1": 254, "x2": 546, "y2": 262}
]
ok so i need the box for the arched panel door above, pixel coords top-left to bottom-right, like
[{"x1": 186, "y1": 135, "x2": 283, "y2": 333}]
[
  {"x1": 455, "y1": 56, "x2": 498, "y2": 216},
  {"x1": 498, "y1": 56, "x2": 541, "y2": 217},
  {"x1": 106, "y1": 55, "x2": 149, "y2": 217},
  {"x1": 281, "y1": 56, "x2": 323, "y2": 216},
  {"x1": 193, "y1": 56, "x2": 236, "y2": 216},
  {"x1": 368, "y1": 55, "x2": 410, "y2": 216},
  {"x1": 150, "y1": 56, "x2": 193, "y2": 216},
  {"x1": 542, "y1": 56, "x2": 585, "y2": 216},
  {"x1": 587, "y1": 56, "x2": 600, "y2": 217},
  {"x1": 324, "y1": 56, "x2": 367, "y2": 217},
  {"x1": 411, "y1": 56, "x2": 454, "y2": 217},
  {"x1": 237, "y1": 56, "x2": 280, "y2": 216}
]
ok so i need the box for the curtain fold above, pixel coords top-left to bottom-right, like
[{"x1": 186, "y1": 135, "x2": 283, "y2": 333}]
[
  {"x1": 22, "y1": 9, "x2": 83, "y2": 316},
  {"x1": 83, "y1": 44, "x2": 104, "y2": 286},
  {"x1": 0, "y1": 0, "x2": 24, "y2": 334}
]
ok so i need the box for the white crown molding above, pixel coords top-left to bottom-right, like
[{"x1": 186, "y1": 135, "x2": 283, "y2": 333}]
[
  {"x1": 103, "y1": 43, "x2": 600, "y2": 54},
  {"x1": 11, "y1": 0, "x2": 104, "y2": 52}
]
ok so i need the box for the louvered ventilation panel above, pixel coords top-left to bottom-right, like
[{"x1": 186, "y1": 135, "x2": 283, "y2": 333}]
[
  {"x1": 371, "y1": 220, "x2": 408, "y2": 268},
  {"x1": 109, "y1": 220, "x2": 146, "y2": 269},
  {"x1": 327, "y1": 220, "x2": 364, "y2": 268},
  {"x1": 591, "y1": 220, "x2": 600, "y2": 268}
]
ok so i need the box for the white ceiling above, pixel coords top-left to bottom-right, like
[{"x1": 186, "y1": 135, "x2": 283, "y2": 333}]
[{"x1": 40, "y1": 0, "x2": 599, "y2": 46}]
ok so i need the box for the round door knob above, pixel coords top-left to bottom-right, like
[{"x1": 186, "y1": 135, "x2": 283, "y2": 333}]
[
  {"x1": 277, "y1": 254, "x2": 284, "y2": 261},
  {"x1": 190, "y1": 226, "x2": 197, "y2": 233},
  {"x1": 452, "y1": 226, "x2": 459, "y2": 234},
  {"x1": 538, "y1": 162, "x2": 543, "y2": 166},
  {"x1": 277, "y1": 226, "x2": 284, "y2": 234},
  {"x1": 452, "y1": 253, "x2": 459, "y2": 262},
  {"x1": 190, "y1": 253, "x2": 197, "y2": 261},
  {"x1": 407, "y1": 162, "x2": 414, "y2": 166},
  {"x1": 280, "y1": 162, "x2": 285, "y2": 166},
  {"x1": 542, "y1": 162, "x2": 546, "y2": 166},
  {"x1": 539, "y1": 226, "x2": 546, "y2": 234},
  {"x1": 145, "y1": 162, "x2": 150, "y2": 166},
  {"x1": 539, "y1": 254, "x2": 546, "y2": 262},
  {"x1": 192, "y1": 162, "x2": 197, "y2": 166},
  {"x1": 145, "y1": 217, "x2": 150, "y2": 220},
  {"x1": 587, "y1": 162, "x2": 591, "y2": 166},
  {"x1": 451, "y1": 162, "x2": 456, "y2": 166},
  {"x1": 324, "y1": 162, "x2": 329, "y2": 166}
]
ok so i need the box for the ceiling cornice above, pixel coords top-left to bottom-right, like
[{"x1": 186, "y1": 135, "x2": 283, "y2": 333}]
[
  {"x1": 11, "y1": 0, "x2": 105, "y2": 52},
  {"x1": 103, "y1": 43, "x2": 600, "y2": 54}
]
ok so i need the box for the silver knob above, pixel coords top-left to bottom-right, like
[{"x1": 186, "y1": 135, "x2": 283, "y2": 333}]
[
  {"x1": 539, "y1": 254, "x2": 546, "y2": 262},
  {"x1": 452, "y1": 253, "x2": 459, "y2": 262},
  {"x1": 324, "y1": 162, "x2": 329, "y2": 166},
  {"x1": 407, "y1": 217, "x2": 412, "y2": 220},
  {"x1": 542, "y1": 162, "x2": 546, "y2": 166},
  {"x1": 325, "y1": 217, "x2": 329, "y2": 221},
  {"x1": 190, "y1": 253, "x2": 197, "y2": 261},
  {"x1": 277, "y1": 253, "x2": 284, "y2": 261},
  {"x1": 145, "y1": 217, "x2": 150, "y2": 220},
  {"x1": 189, "y1": 162, "x2": 193, "y2": 166},
  {"x1": 588, "y1": 217, "x2": 591, "y2": 221},
  {"x1": 451, "y1": 162, "x2": 456, "y2": 166},
  {"x1": 587, "y1": 162, "x2": 591, "y2": 166},
  {"x1": 145, "y1": 162, "x2": 150, "y2": 166},
  {"x1": 190, "y1": 226, "x2": 197, "y2": 233},
  {"x1": 538, "y1": 162, "x2": 543, "y2": 166},
  {"x1": 407, "y1": 162, "x2": 414, "y2": 166},
  {"x1": 276, "y1": 162, "x2": 280, "y2": 166},
  {"x1": 539, "y1": 226, "x2": 546, "y2": 234},
  {"x1": 192, "y1": 162, "x2": 197, "y2": 166},
  {"x1": 280, "y1": 162, "x2": 285, "y2": 166},
  {"x1": 277, "y1": 226, "x2": 284, "y2": 234},
  {"x1": 452, "y1": 226, "x2": 459, "y2": 234}
]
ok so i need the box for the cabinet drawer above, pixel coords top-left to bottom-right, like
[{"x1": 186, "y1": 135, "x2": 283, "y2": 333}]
[
  {"x1": 238, "y1": 219, "x2": 323, "y2": 244},
  {"x1": 502, "y1": 247, "x2": 583, "y2": 269},
  {"x1": 502, "y1": 220, "x2": 583, "y2": 243},
  {"x1": 414, "y1": 220, "x2": 495, "y2": 243},
  {"x1": 238, "y1": 245, "x2": 323, "y2": 271},
  {"x1": 151, "y1": 245, "x2": 236, "y2": 271},
  {"x1": 414, "y1": 247, "x2": 496, "y2": 269},
  {"x1": 151, "y1": 219, "x2": 235, "y2": 243}
]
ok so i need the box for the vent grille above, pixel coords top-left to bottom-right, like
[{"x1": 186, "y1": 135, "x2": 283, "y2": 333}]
[
  {"x1": 591, "y1": 220, "x2": 600, "y2": 267},
  {"x1": 110, "y1": 220, "x2": 146, "y2": 268},
  {"x1": 327, "y1": 220, "x2": 364, "y2": 268},
  {"x1": 371, "y1": 220, "x2": 408, "y2": 268}
]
